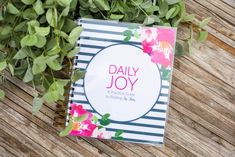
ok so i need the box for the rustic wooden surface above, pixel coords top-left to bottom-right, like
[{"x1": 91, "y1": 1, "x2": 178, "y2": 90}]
[{"x1": 1, "y1": 0, "x2": 235, "y2": 157}]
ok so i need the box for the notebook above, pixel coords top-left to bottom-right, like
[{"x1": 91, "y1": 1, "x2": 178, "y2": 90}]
[{"x1": 66, "y1": 18, "x2": 177, "y2": 145}]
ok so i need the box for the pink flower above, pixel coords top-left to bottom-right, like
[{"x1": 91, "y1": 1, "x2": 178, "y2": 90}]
[
  {"x1": 140, "y1": 27, "x2": 176, "y2": 68},
  {"x1": 142, "y1": 39, "x2": 156, "y2": 54},
  {"x1": 70, "y1": 103, "x2": 92, "y2": 120},
  {"x1": 69, "y1": 104, "x2": 97, "y2": 137},
  {"x1": 92, "y1": 128, "x2": 112, "y2": 139},
  {"x1": 151, "y1": 41, "x2": 173, "y2": 68},
  {"x1": 157, "y1": 28, "x2": 176, "y2": 47},
  {"x1": 141, "y1": 28, "x2": 158, "y2": 42},
  {"x1": 141, "y1": 28, "x2": 158, "y2": 54},
  {"x1": 70, "y1": 121, "x2": 97, "y2": 137}
]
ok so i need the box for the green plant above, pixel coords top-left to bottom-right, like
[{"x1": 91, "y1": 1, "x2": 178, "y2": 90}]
[
  {"x1": 0, "y1": 0, "x2": 210, "y2": 114},
  {"x1": 78, "y1": 0, "x2": 211, "y2": 55},
  {"x1": 0, "y1": 0, "x2": 83, "y2": 113}
]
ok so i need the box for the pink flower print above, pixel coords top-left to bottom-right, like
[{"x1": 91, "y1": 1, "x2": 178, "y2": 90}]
[
  {"x1": 141, "y1": 28, "x2": 158, "y2": 42},
  {"x1": 70, "y1": 103, "x2": 92, "y2": 120},
  {"x1": 142, "y1": 39, "x2": 156, "y2": 54},
  {"x1": 151, "y1": 41, "x2": 173, "y2": 68},
  {"x1": 141, "y1": 28, "x2": 158, "y2": 54},
  {"x1": 70, "y1": 120, "x2": 97, "y2": 137},
  {"x1": 92, "y1": 128, "x2": 112, "y2": 139},
  {"x1": 69, "y1": 104, "x2": 97, "y2": 137},
  {"x1": 157, "y1": 28, "x2": 176, "y2": 47}
]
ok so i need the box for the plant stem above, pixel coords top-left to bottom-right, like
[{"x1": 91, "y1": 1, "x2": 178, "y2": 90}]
[{"x1": 130, "y1": 0, "x2": 149, "y2": 17}]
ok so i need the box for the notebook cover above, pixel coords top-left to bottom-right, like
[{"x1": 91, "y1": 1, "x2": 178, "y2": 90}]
[{"x1": 66, "y1": 18, "x2": 177, "y2": 145}]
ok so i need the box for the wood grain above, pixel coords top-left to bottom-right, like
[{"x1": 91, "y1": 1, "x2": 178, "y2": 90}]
[{"x1": 0, "y1": 0, "x2": 235, "y2": 156}]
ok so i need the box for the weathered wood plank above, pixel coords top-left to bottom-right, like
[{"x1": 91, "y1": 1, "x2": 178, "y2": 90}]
[
  {"x1": 185, "y1": 45, "x2": 235, "y2": 90},
  {"x1": 168, "y1": 106, "x2": 234, "y2": 157},
  {"x1": 170, "y1": 84, "x2": 235, "y2": 145},
  {"x1": 0, "y1": 119, "x2": 56, "y2": 157},
  {"x1": 0, "y1": 127, "x2": 41, "y2": 157},
  {"x1": 170, "y1": 101, "x2": 235, "y2": 152},
  {"x1": 0, "y1": 84, "x2": 122, "y2": 157},
  {"x1": 185, "y1": 0, "x2": 235, "y2": 49},
  {"x1": 118, "y1": 142, "x2": 155, "y2": 157},
  {"x1": 0, "y1": 145, "x2": 16, "y2": 157},
  {"x1": 173, "y1": 59, "x2": 235, "y2": 119},
  {"x1": 0, "y1": 101, "x2": 83, "y2": 157}
]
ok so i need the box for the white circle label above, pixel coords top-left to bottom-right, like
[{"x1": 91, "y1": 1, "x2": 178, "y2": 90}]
[{"x1": 84, "y1": 44, "x2": 161, "y2": 122}]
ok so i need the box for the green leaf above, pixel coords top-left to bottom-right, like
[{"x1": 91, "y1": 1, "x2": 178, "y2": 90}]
[
  {"x1": 7, "y1": 3, "x2": 20, "y2": 15},
  {"x1": 140, "y1": 0, "x2": 152, "y2": 8},
  {"x1": 27, "y1": 20, "x2": 40, "y2": 34},
  {"x1": 73, "y1": 114, "x2": 88, "y2": 122},
  {"x1": 145, "y1": 6, "x2": 159, "y2": 13},
  {"x1": 199, "y1": 17, "x2": 212, "y2": 28},
  {"x1": 60, "y1": 6, "x2": 70, "y2": 17},
  {"x1": 59, "y1": 119, "x2": 73, "y2": 137},
  {"x1": 166, "y1": 7, "x2": 176, "y2": 20},
  {"x1": 21, "y1": 0, "x2": 36, "y2": 5},
  {"x1": 143, "y1": 15, "x2": 160, "y2": 25},
  {"x1": 49, "y1": 81, "x2": 65, "y2": 96},
  {"x1": 115, "y1": 130, "x2": 124, "y2": 137},
  {"x1": 0, "y1": 89, "x2": 5, "y2": 100},
  {"x1": 21, "y1": 34, "x2": 38, "y2": 47},
  {"x1": 143, "y1": 16, "x2": 155, "y2": 25},
  {"x1": 8, "y1": 64, "x2": 14, "y2": 76},
  {"x1": 23, "y1": 8, "x2": 38, "y2": 20},
  {"x1": 13, "y1": 47, "x2": 29, "y2": 59},
  {"x1": 93, "y1": 0, "x2": 110, "y2": 11},
  {"x1": 57, "y1": 0, "x2": 72, "y2": 7},
  {"x1": 32, "y1": 96, "x2": 43, "y2": 115},
  {"x1": 42, "y1": 91, "x2": 59, "y2": 103},
  {"x1": 0, "y1": 60, "x2": 7, "y2": 72},
  {"x1": 32, "y1": 55, "x2": 47, "y2": 74},
  {"x1": 92, "y1": 115, "x2": 99, "y2": 124},
  {"x1": 46, "y1": 59, "x2": 62, "y2": 71},
  {"x1": 112, "y1": 136, "x2": 123, "y2": 140},
  {"x1": 123, "y1": 30, "x2": 132, "y2": 36},
  {"x1": 158, "y1": 0, "x2": 169, "y2": 17},
  {"x1": 35, "y1": 35, "x2": 47, "y2": 48},
  {"x1": 33, "y1": 0, "x2": 45, "y2": 15},
  {"x1": 72, "y1": 69, "x2": 85, "y2": 83},
  {"x1": 167, "y1": 0, "x2": 181, "y2": 5},
  {"x1": 46, "y1": 8, "x2": 58, "y2": 27},
  {"x1": 100, "y1": 113, "x2": 111, "y2": 126},
  {"x1": 35, "y1": 26, "x2": 50, "y2": 36},
  {"x1": 102, "y1": 113, "x2": 110, "y2": 119},
  {"x1": 67, "y1": 47, "x2": 80, "y2": 58},
  {"x1": 110, "y1": 14, "x2": 124, "y2": 20},
  {"x1": 197, "y1": 31, "x2": 208, "y2": 42},
  {"x1": 23, "y1": 64, "x2": 34, "y2": 83},
  {"x1": 124, "y1": 36, "x2": 131, "y2": 42},
  {"x1": 54, "y1": 29, "x2": 68, "y2": 39},
  {"x1": 57, "y1": 79, "x2": 69, "y2": 87},
  {"x1": 15, "y1": 21, "x2": 27, "y2": 32},
  {"x1": 47, "y1": 46, "x2": 61, "y2": 56},
  {"x1": 42, "y1": 80, "x2": 65, "y2": 103},
  {"x1": 68, "y1": 27, "x2": 83, "y2": 44},
  {"x1": 175, "y1": 42, "x2": 184, "y2": 57},
  {"x1": 100, "y1": 119, "x2": 110, "y2": 126},
  {"x1": 182, "y1": 14, "x2": 195, "y2": 22},
  {"x1": 0, "y1": 26, "x2": 12, "y2": 36},
  {"x1": 162, "y1": 68, "x2": 171, "y2": 80}
]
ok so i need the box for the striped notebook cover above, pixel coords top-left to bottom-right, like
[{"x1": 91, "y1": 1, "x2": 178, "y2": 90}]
[{"x1": 66, "y1": 18, "x2": 177, "y2": 145}]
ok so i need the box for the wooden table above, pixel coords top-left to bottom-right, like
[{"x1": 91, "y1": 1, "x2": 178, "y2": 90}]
[{"x1": 0, "y1": 0, "x2": 235, "y2": 156}]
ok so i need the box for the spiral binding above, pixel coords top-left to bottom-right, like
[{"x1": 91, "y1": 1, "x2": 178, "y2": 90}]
[{"x1": 53, "y1": 22, "x2": 82, "y2": 128}]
